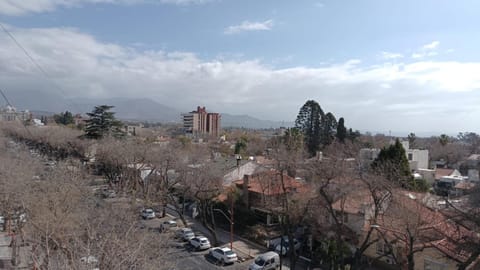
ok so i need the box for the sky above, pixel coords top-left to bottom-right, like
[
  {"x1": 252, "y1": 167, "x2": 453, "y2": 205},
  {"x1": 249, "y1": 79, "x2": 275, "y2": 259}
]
[{"x1": 0, "y1": 0, "x2": 479, "y2": 133}]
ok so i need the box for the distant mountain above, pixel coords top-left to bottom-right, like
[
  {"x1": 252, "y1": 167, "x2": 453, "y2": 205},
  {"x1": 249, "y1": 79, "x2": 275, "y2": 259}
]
[
  {"x1": 71, "y1": 97, "x2": 181, "y2": 123},
  {"x1": 4, "y1": 91, "x2": 292, "y2": 128},
  {"x1": 221, "y1": 113, "x2": 293, "y2": 129}
]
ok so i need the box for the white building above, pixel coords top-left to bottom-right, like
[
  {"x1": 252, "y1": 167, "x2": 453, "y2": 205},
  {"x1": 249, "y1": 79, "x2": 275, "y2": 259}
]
[
  {"x1": 0, "y1": 105, "x2": 31, "y2": 122},
  {"x1": 359, "y1": 140, "x2": 429, "y2": 171},
  {"x1": 401, "y1": 141, "x2": 429, "y2": 170}
]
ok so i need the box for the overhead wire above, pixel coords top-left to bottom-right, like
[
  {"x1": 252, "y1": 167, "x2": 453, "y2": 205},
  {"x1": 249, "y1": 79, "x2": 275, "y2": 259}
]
[{"x1": 0, "y1": 22, "x2": 82, "y2": 113}]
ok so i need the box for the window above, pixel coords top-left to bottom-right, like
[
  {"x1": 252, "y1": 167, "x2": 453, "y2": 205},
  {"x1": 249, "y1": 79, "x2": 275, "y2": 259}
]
[
  {"x1": 424, "y1": 258, "x2": 447, "y2": 270},
  {"x1": 376, "y1": 242, "x2": 392, "y2": 255},
  {"x1": 408, "y1": 153, "x2": 413, "y2": 161}
]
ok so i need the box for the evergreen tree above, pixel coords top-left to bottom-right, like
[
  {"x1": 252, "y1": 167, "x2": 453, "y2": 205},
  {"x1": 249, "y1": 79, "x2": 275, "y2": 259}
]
[
  {"x1": 407, "y1": 132, "x2": 416, "y2": 148},
  {"x1": 439, "y1": 134, "x2": 449, "y2": 146},
  {"x1": 320, "y1": 112, "x2": 337, "y2": 146},
  {"x1": 372, "y1": 139, "x2": 413, "y2": 189},
  {"x1": 347, "y1": 128, "x2": 361, "y2": 142},
  {"x1": 53, "y1": 111, "x2": 74, "y2": 125},
  {"x1": 336, "y1": 117, "x2": 347, "y2": 143},
  {"x1": 295, "y1": 100, "x2": 324, "y2": 157},
  {"x1": 84, "y1": 105, "x2": 125, "y2": 139}
]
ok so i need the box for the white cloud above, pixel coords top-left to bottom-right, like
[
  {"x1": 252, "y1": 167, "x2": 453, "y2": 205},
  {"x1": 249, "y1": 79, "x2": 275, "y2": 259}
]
[
  {"x1": 0, "y1": 0, "x2": 213, "y2": 15},
  {"x1": 411, "y1": 41, "x2": 440, "y2": 59},
  {"x1": 1, "y1": 26, "x2": 479, "y2": 132},
  {"x1": 422, "y1": 41, "x2": 440, "y2": 50},
  {"x1": 381, "y1": 51, "x2": 403, "y2": 60},
  {"x1": 224, "y1": 20, "x2": 274, "y2": 34}
]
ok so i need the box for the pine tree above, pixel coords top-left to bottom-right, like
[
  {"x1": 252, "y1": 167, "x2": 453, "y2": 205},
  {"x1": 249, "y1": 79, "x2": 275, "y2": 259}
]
[
  {"x1": 84, "y1": 105, "x2": 125, "y2": 139},
  {"x1": 336, "y1": 117, "x2": 347, "y2": 143},
  {"x1": 320, "y1": 112, "x2": 337, "y2": 146},
  {"x1": 372, "y1": 139, "x2": 413, "y2": 189},
  {"x1": 295, "y1": 100, "x2": 324, "y2": 157}
]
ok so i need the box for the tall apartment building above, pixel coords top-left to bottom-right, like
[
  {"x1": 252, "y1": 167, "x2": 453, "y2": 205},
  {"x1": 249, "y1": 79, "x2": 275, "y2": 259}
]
[{"x1": 182, "y1": 106, "x2": 221, "y2": 137}]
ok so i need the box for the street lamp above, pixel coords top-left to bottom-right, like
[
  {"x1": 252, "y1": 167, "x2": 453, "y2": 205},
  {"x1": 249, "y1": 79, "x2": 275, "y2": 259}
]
[{"x1": 213, "y1": 208, "x2": 234, "y2": 249}]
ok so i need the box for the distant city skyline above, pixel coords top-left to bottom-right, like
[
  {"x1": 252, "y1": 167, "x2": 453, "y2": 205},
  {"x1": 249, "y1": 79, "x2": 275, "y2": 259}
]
[{"x1": 0, "y1": 0, "x2": 479, "y2": 133}]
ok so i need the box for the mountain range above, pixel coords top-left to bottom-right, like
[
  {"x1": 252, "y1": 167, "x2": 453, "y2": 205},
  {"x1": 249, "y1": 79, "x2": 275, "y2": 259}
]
[{"x1": 4, "y1": 91, "x2": 292, "y2": 129}]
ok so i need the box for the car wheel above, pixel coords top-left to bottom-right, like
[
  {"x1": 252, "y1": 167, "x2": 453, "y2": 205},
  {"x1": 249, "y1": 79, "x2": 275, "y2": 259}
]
[{"x1": 221, "y1": 259, "x2": 225, "y2": 266}]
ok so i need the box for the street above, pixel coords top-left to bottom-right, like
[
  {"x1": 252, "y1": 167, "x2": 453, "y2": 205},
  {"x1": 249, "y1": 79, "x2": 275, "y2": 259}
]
[{"x1": 140, "y1": 217, "x2": 255, "y2": 270}]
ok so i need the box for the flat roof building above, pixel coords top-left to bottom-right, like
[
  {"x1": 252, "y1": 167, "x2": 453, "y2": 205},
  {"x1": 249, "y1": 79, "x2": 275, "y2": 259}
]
[{"x1": 182, "y1": 106, "x2": 221, "y2": 137}]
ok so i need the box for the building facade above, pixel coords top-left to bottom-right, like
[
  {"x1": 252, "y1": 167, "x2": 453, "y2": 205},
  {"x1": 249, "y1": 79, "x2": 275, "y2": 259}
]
[
  {"x1": 0, "y1": 105, "x2": 31, "y2": 122},
  {"x1": 182, "y1": 106, "x2": 221, "y2": 137}
]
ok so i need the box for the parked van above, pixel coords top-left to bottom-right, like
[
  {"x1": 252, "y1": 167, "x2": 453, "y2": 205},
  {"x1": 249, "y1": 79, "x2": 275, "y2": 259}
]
[{"x1": 249, "y1": 251, "x2": 280, "y2": 270}]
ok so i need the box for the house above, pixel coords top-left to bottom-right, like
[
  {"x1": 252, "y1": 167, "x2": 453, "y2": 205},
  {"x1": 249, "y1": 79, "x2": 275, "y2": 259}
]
[
  {"x1": 401, "y1": 141, "x2": 429, "y2": 171},
  {"x1": 361, "y1": 191, "x2": 479, "y2": 270},
  {"x1": 234, "y1": 169, "x2": 311, "y2": 225},
  {"x1": 434, "y1": 168, "x2": 468, "y2": 196},
  {"x1": 359, "y1": 141, "x2": 429, "y2": 171}
]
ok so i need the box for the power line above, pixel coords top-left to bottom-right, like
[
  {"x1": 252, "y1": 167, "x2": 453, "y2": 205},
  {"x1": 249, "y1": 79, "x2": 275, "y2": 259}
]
[
  {"x1": 0, "y1": 88, "x2": 34, "y2": 137},
  {"x1": 0, "y1": 22, "x2": 82, "y2": 113}
]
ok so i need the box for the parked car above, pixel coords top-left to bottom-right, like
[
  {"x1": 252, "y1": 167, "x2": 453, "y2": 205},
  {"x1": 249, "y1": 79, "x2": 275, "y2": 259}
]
[
  {"x1": 0, "y1": 216, "x2": 4, "y2": 231},
  {"x1": 274, "y1": 237, "x2": 301, "y2": 256},
  {"x1": 209, "y1": 247, "x2": 238, "y2": 265},
  {"x1": 175, "y1": 228, "x2": 195, "y2": 241},
  {"x1": 141, "y1": 208, "x2": 156, "y2": 219},
  {"x1": 160, "y1": 220, "x2": 178, "y2": 231},
  {"x1": 249, "y1": 251, "x2": 280, "y2": 270},
  {"x1": 189, "y1": 236, "x2": 211, "y2": 250}
]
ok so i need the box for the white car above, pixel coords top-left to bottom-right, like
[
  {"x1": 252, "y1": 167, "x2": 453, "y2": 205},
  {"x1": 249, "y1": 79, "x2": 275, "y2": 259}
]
[
  {"x1": 210, "y1": 247, "x2": 238, "y2": 265},
  {"x1": 274, "y1": 238, "x2": 301, "y2": 256},
  {"x1": 141, "y1": 209, "x2": 156, "y2": 219},
  {"x1": 175, "y1": 228, "x2": 195, "y2": 241},
  {"x1": 189, "y1": 236, "x2": 211, "y2": 250},
  {"x1": 160, "y1": 220, "x2": 178, "y2": 231}
]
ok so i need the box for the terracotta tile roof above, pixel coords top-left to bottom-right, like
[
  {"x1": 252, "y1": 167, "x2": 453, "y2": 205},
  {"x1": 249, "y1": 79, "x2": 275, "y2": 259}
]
[
  {"x1": 435, "y1": 168, "x2": 455, "y2": 180},
  {"x1": 371, "y1": 191, "x2": 478, "y2": 263},
  {"x1": 238, "y1": 169, "x2": 310, "y2": 196}
]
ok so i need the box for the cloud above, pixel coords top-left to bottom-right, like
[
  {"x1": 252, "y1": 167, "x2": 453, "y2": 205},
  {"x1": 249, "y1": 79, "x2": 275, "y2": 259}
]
[
  {"x1": 314, "y1": 2, "x2": 325, "y2": 8},
  {"x1": 224, "y1": 20, "x2": 274, "y2": 34},
  {"x1": 0, "y1": 0, "x2": 214, "y2": 15},
  {"x1": 422, "y1": 41, "x2": 440, "y2": 50},
  {"x1": 1, "y1": 25, "x2": 479, "y2": 132},
  {"x1": 411, "y1": 41, "x2": 440, "y2": 59},
  {"x1": 381, "y1": 51, "x2": 403, "y2": 60}
]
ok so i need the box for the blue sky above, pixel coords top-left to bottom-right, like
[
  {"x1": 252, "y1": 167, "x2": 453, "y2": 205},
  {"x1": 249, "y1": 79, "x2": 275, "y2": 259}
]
[{"x1": 0, "y1": 0, "x2": 479, "y2": 133}]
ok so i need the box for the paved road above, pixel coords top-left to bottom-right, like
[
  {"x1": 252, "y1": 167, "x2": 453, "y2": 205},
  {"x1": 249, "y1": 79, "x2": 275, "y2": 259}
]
[{"x1": 140, "y1": 217, "x2": 253, "y2": 270}]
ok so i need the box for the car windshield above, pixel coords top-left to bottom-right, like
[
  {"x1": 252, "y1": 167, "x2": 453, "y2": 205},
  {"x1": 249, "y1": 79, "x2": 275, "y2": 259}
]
[
  {"x1": 225, "y1": 250, "x2": 235, "y2": 256},
  {"x1": 255, "y1": 258, "x2": 266, "y2": 266},
  {"x1": 200, "y1": 240, "x2": 208, "y2": 243}
]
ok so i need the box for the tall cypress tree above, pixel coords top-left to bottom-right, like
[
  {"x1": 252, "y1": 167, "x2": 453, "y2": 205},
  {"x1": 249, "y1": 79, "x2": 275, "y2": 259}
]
[
  {"x1": 295, "y1": 100, "x2": 324, "y2": 157},
  {"x1": 320, "y1": 112, "x2": 337, "y2": 146},
  {"x1": 336, "y1": 117, "x2": 347, "y2": 143}
]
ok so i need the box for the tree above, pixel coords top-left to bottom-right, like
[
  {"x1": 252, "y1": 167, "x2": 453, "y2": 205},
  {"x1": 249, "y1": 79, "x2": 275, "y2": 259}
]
[
  {"x1": 53, "y1": 111, "x2": 74, "y2": 126},
  {"x1": 457, "y1": 132, "x2": 480, "y2": 154},
  {"x1": 320, "y1": 112, "x2": 337, "y2": 147},
  {"x1": 295, "y1": 100, "x2": 324, "y2": 157},
  {"x1": 84, "y1": 105, "x2": 124, "y2": 139},
  {"x1": 439, "y1": 134, "x2": 449, "y2": 146},
  {"x1": 336, "y1": 117, "x2": 347, "y2": 143},
  {"x1": 407, "y1": 132, "x2": 416, "y2": 148},
  {"x1": 371, "y1": 139, "x2": 414, "y2": 190}
]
